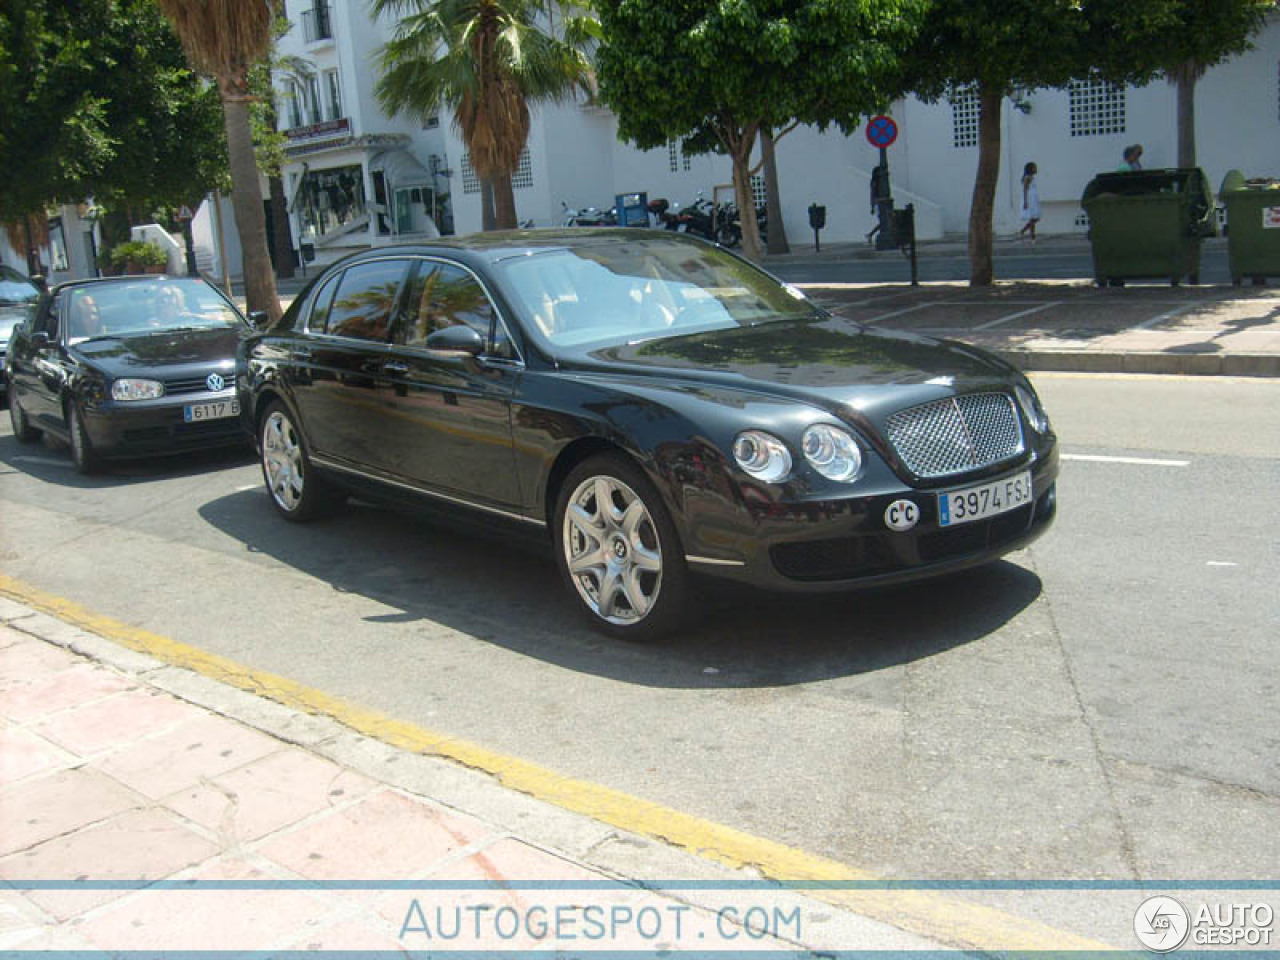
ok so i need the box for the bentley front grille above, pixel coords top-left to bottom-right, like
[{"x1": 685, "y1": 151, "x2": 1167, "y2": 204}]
[{"x1": 885, "y1": 393, "x2": 1024, "y2": 479}]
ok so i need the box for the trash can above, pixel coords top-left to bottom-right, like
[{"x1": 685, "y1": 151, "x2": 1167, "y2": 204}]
[
  {"x1": 1219, "y1": 170, "x2": 1280, "y2": 286},
  {"x1": 1081, "y1": 168, "x2": 1216, "y2": 286}
]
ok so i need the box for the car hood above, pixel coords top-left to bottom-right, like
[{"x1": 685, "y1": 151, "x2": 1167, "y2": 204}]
[
  {"x1": 72, "y1": 326, "x2": 242, "y2": 379},
  {"x1": 560, "y1": 317, "x2": 1017, "y2": 416}
]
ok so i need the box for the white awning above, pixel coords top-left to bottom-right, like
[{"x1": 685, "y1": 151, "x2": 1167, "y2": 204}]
[{"x1": 370, "y1": 149, "x2": 433, "y2": 190}]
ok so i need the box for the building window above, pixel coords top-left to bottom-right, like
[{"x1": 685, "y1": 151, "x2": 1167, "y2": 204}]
[
  {"x1": 949, "y1": 86, "x2": 979, "y2": 148},
  {"x1": 512, "y1": 148, "x2": 533, "y2": 189},
  {"x1": 668, "y1": 141, "x2": 678, "y2": 173},
  {"x1": 1068, "y1": 77, "x2": 1126, "y2": 137},
  {"x1": 297, "y1": 165, "x2": 366, "y2": 238},
  {"x1": 749, "y1": 175, "x2": 766, "y2": 209},
  {"x1": 460, "y1": 148, "x2": 533, "y2": 193},
  {"x1": 423, "y1": 115, "x2": 439, "y2": 130},
  {"x1": 305, "y1": 74, "x2": 322, "y2": 125},
  {"x1": 324, "y1": 70, "x2": 342, "y2": 121},
  {"x1": 460, "y1": 153, "x2": 480, "y2": 194},
  {"x1": 286, "y1": 81, "x2": 303, "y2": 128},
  {"x1": 302, "y1": 0, "x2": 332, "y2": 43}
]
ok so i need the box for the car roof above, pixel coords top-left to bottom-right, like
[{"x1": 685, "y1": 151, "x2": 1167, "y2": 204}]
[
  {"x1": 338, "y1": 229, "x2": 712, "y2": 269},
  {"x1": 49, "y1": 275, "x2": 203, "y2": 295}
]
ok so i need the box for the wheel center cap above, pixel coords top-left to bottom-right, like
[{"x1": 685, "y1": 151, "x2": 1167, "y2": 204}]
[{"x1": 612, "y1": 538, "x2": 629, "y2": 561}]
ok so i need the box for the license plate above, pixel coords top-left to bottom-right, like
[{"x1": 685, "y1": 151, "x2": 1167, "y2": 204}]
[
  {"x1": 184, "y1": 400, "x2": 239, "y2": 422},
  {"x1": 938, "y1": 471, "x2": 1032, "y2": 527}
]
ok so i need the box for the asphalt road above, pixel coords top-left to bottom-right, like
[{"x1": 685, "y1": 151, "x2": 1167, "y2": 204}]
[{"x1": 1, "y1": 375, "x2": 1276, "y2": 901}]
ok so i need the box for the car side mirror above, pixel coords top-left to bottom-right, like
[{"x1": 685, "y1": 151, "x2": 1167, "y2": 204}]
[
  {"x1": 247, "y1": 310, "x2": 270, "y2": 330},
  {"x1": 425, "y1": 324, "x2": 484, "y2": 359}
]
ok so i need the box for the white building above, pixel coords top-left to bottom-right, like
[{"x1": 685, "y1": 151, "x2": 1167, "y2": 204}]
[{"x1": 258, "y1": 3, "x2": 1280, "y2": 264}]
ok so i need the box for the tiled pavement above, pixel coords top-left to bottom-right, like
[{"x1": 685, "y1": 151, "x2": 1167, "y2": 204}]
[{"x1": 0, "y1": 601, "x2": 938, "y2": 954}]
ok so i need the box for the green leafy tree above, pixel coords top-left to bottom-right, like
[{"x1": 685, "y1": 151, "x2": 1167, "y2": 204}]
[
  {"x1": 595, "y1": 0, "x2": 926, "y2": 262},
  {"x1": 373, "y1": 0, "x2": 596, "y2": 231},
  {"x1": 0, "y1": 0, "x2": 225, "y2": 250},
  {"x1": 156, "y1": 0, "x2": 282, "y2": 322},
  {"x1": 1090, "y1": 0, "x2": 1272, "y2": 168}
]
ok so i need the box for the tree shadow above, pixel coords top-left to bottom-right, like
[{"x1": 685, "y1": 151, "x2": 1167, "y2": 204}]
[{"x1": 198, "y1": 488, "x2": 1045, "y2": 690}]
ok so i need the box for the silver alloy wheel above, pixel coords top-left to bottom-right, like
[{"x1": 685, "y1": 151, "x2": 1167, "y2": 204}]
[
  {"x1": 562, "y1": 475, "x2": 663, "y2": 625},
  {"x1": 262, "y1": 410, "x2": 305, "y2": 512}
]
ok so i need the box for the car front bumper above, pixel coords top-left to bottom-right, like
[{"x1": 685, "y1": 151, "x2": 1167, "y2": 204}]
[
  {"x1": 678, "y1": 446, "x2": 1059, "y2": 593},
  {"x1": 82, "y1": 391, "x2": 249, "y2": 459}
]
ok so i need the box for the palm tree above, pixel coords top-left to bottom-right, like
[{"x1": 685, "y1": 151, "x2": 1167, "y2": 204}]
[
  {"x1": 373, "y1": 0, "x2": 595, "y2": 230},
  {"x1": 155, "y1": 0, "x2": 282, "y2": 323}
]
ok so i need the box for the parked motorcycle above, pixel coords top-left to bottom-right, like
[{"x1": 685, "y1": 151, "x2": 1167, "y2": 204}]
[{"x1": 561, "y1": 200, "x2": 617, "y2": 227}]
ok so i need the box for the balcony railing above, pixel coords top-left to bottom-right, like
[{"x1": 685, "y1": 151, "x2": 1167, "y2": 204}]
[{"x1": 301, "y1": 2, "x2": 332, "y2": 43}]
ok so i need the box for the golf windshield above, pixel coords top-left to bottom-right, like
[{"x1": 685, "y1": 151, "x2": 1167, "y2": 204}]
[
  {"x1": 498, "y1": 237, "x2": 822, "y2": 349},
  {"x1": 67, "y1": 279, "x2": 243, "y2": 343}
]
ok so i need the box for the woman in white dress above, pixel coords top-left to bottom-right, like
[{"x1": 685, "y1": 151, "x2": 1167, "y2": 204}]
[{"x1": 1019, "y1": 162, "x2": 1041, "y2": 244}]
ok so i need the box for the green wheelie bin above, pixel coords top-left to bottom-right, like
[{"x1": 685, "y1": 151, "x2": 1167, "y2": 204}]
[
  {"x1": 1220, "y1": 170, "x2": 1280, "y2": 286},
  {"x1": 1081, "y1": 168, "x2": 1217, "y2": 287}
]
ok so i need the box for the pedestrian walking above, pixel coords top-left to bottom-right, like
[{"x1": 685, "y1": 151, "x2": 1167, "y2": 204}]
[
  {"x1": 1119, "y1": 144, "x2": 1144, "y2": 171},
  {"x1": 1018, "y1": 162, "x2": 1040, "y2": 244}
]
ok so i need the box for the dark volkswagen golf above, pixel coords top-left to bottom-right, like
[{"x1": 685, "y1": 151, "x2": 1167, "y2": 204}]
[
  {"x1": 7, "y1": 275, "x2": 249, "y2": 472},
  {"x1": 239, "y1": 230, "x2": 1057, "y2": 639}
]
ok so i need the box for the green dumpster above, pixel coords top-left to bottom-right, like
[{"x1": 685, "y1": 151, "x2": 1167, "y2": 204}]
[
  {"x1": 1081, "y1": 168, "x2": 1216, "y2": 287},
  {"x1": 1220, "y1": 169, "x2": 1280, "y2": 286}
]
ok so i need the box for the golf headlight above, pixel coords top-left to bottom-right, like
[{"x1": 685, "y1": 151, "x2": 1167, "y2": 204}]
[
  {"x1": 802, "y1": 424, "x2": 863, "y2": 482},
  {"x1": 1015, "y1": 384, "x2": 1048, "y2": 434},
  {"x1": 732, "y1": 431, "x2": 792, "y2": 484},
  {"x1": 112, "y1": 378, "x2": 165, "y2": 401}
]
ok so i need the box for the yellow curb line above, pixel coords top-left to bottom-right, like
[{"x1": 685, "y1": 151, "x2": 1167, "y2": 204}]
[{"x1": 0, "y1": 573, "x2": 1111, "y2": 951}]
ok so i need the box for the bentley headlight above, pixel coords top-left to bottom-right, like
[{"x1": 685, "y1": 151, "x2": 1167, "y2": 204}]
[
  {"x1": 1015, "y1": 384, "x2": 1048, "y2": 434},
  {"x1": 802, "y1": 424, "x2": 863, "y2": 482},
  {"x1": 732, "y1": 431, "x2": 792, "y2": 484},
  {"x1": 112, "y1": 378, "x2": 165, "y2": 401}
]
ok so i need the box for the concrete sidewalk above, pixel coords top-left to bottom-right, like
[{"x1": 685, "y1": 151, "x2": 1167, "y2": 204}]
[{"x1": 1, "y1": 596, "x2": 962, "y2": 954}]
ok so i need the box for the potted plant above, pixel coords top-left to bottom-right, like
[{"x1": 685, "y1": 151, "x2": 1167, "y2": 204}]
[{"x1": 109, "y1": 240, "x2": 169, "y2": 275}]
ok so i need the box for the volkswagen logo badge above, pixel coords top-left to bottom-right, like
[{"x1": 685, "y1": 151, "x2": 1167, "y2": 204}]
[{"x1": 206, "y1": 373, "x2": 225, "y2": 392}]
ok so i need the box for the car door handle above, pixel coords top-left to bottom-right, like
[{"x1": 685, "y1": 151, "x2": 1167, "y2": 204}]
[{"x1": 382, "y1": 360, "x2": 410, "y2": 375}]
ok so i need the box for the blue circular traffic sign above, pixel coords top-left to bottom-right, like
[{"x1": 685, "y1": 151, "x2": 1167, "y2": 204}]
[{"x1": 866, "y1": 115, "x2": 898, "y2": 149}]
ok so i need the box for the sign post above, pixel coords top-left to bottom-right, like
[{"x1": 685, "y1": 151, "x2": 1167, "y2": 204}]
[{"x1": 865, "y1": 115, "x2": 899, "y2": 250}]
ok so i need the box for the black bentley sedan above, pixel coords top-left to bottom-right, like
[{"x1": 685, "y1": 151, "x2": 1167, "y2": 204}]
[
  {"x1": 238, "y1": 230, "x2": 1057, "y2": 639},
  {"x1": 7, "y1": 275, "x2": 250, "y2": 473}
]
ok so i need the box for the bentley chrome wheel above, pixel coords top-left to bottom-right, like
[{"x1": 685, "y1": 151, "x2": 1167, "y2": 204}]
[
  {"x1": 562, "y1": 474, "x2": 663, "y2": 625},
  {"x1": 262, "y1": 409, "x2": 304, "y2": 512}
]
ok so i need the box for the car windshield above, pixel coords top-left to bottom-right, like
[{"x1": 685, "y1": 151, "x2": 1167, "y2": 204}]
[
  {"x1": 497, "y1": 237, "x2": 823, "y2": 350},
  {"x1": 66, "y1": 279, "x2": 243, "y2": 343},
  {"x1": 0, "y1": 267, "x2": 39, "y2": 305}
]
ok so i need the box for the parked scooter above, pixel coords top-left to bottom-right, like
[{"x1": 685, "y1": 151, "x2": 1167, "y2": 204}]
[
  {"x1": 561, "y1": 200, "x2": 617, "y2": 227},
  {"x1": 646, "y1": 197, "x2": 680, "y2": 230}
]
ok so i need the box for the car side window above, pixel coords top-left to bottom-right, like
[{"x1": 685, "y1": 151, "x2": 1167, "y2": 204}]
[
  {"x1": 307, "y1": 272, "x2": 341, "y2": 333},
  {"x1": 324, "y1": 259, "x2": 411, "y2": 342},
  {"x1": 399, "y1": 262, "x2": 513, "y2": 358}
]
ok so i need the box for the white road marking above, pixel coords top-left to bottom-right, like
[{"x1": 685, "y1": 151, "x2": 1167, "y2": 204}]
[
  {"x1": 1133, "y1": 302, "x2": 1199, "y2": 330},
  {"x1": 1061, "y1": 454, "x2": 1190, "y2": 467},
  {"x1": 1206, "y1": 561, "x2": 1239, "y2": 567},
  {"x1": 235, "y1": 483, "x2": 260, "y2": 492},
  {"x1": 868, "y1": 302, "x2": 935, "y2": 322},
  {"x1": 974, "y1": 301, "x2": 1063, "y2": 330}
]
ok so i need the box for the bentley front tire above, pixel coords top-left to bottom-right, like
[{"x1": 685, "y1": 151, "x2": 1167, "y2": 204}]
[{"x1": 554, "y1": 454, "x2": 689, "y2": 641}]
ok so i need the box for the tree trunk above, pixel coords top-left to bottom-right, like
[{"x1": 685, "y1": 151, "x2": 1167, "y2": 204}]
[
  {"x1": 220, "y1": 88, "x2": 282, "y2": 323},
  {"x1": 1174, "y1": 61, "x2": 1197, "y2": 168},
  {"x1": 968, "y1": 84, "x2": 1003, "y2": 287},
  {"x1": 493, "y1": 172, "x2": 517, "y2": 230},
  {"x1": 480, "y1": 179, "x2": 496, "y2": 232},
  {"x1": 269, "y1": 174, "x2": 295, "y2": 279},
  {"x1": 760, "y1": 127, "x2": 789, "y2": 255},
  {"x1": 732, "y1": 143, "x2": 762, "y2": 262}
]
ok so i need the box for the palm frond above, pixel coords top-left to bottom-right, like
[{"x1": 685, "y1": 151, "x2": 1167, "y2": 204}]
[{"x1": 155, "y1": 0, "x2": 274, "y2": 81}]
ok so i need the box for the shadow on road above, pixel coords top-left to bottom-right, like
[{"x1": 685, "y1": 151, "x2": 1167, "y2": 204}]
[
  {"x1": 198, "y1": 488, "x2": 1043, "y2": 690},
  {"x1": 0, "y1": 432, "x2": 254, "y2": 488}
]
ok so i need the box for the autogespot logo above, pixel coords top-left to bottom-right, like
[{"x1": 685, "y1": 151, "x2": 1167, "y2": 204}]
[{"x1": 1135, "y1": 895, "x2": 1191, "y2": 952}]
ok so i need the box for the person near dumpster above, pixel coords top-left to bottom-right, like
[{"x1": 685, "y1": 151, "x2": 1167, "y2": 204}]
[
  {"x1": 866, "y1": 162, "x2": 890, "y2": 244},
  {"x1": 1119, "y1": 144, "x2": 1144, "y2": 171},
  {"x1": 1018, "y1": 162, "x2": 1041, "y2": 244}
]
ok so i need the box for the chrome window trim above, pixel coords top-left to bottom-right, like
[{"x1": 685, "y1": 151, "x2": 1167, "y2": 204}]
[
  {"x1": 311, "y1": 454, "x2": 544, "y2": 527},
  {"x1": 685, "y1": 555, "x2": 746, "y2": 567}
]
